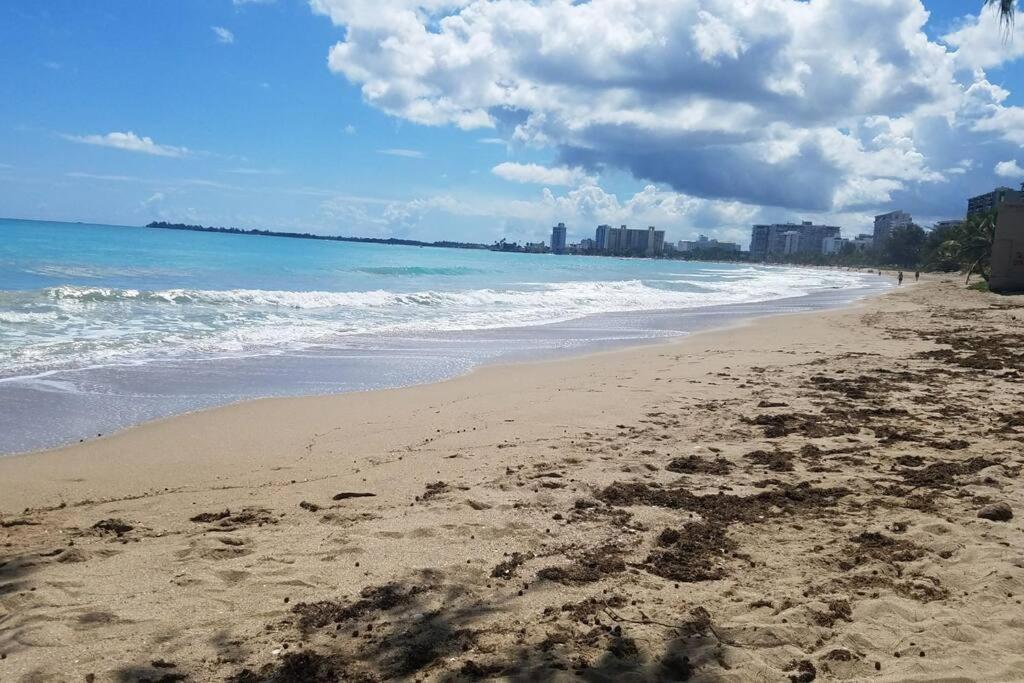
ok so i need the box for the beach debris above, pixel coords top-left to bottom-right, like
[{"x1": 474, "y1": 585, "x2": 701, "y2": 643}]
[
  {"x1": 597, "y1": 481, "x2": 849, "y2": 525},
  {"x1": 897, "y1": 457, "x2": 998, "y2": 490},
  {"x1": 665, "y1": 455, "x2": 732, "y2": 475},
  {"x1": 757, "y1": 400, "x2": 789, "y2": 408},
  {"x1": 190, "y1": 508, "x2": 277, "y2": 529},
  {"x1": 418, "y1": 481, "x2": 449, "y2": 501},
  {"x1": 91, "y1": 518, "x2": 134, "y2": 536},
  {"x1": 744, "y1": 412, "x2": 856, "y2": 439},
  {"x1": 190, "y1": 509, "x2": 231, "y2": 523},
  {"x1": 331, "y1": 492, "x2": 376, "y2": 501},
  {"x1": 840, "y1": 532, "x2": 925, "y2": 571},
  {"x1": 744, "y1": 449, "x2": 795, "y2": 472},
  {"x1": 977, "y1": 502, "x2": 1013, "y2": 522},
  {"x1": 813, "y1": 599, "x2": 853, "y2": 628},
  {"x1": 786, "y1": 659, "x2": 817, "y2": 682},
  {"x1": 642, "y1": 522, "x2": 734, "y2": 582},
  {"x1": 298, "y1": 501, "x2": 321, "y2": 512},
  {"x1": 228, "y1": 651, "x2": 352, "y2": 683},
  {"x1": 293, "y1": 582, "x2": 428, "y2": 630},
  {"x1": 490, "y1": 551, "x2": 534, "y2": 579},
  {"x1": 0, "y1": 517, "x2": 40, "y2": 528},
  {"x1": 536, "y1": 544, "x2": 626, "y2": 584}
]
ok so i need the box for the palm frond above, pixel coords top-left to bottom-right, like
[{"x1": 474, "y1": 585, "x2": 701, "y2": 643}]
[{"x1": 985, "y1": 0, "x2": 1015, "y2": 31}]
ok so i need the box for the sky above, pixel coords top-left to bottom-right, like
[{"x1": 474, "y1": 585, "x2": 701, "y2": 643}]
[{"x1": 1, "y1": 0, "x2": 1023, "y2": 248}]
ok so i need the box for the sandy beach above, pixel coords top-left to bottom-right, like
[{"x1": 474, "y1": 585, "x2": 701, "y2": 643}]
[{"x1": 1, "y1": 276, "x2": 1022, "y2": 682}]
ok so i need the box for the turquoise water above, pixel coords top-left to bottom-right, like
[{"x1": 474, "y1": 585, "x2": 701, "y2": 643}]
[{"x1": 0, "y1": 218, "x2": 885, "y2": 453}]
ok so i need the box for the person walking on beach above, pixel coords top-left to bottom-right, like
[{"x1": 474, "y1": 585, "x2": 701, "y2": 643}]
[
  {"x1": 915, "y1": 270, "x2": 920, "y2": 282},
  {"x1": 897, "y1": 271, "x2": 904, "y2": 286}
]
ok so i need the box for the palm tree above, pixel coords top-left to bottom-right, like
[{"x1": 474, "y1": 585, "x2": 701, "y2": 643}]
[
  {"x1": 960, "y1": 211, "x2": 998, "y2": 284},
  {"x1": 986, "y1": 0, "x2": 1015, "y2": 29}
]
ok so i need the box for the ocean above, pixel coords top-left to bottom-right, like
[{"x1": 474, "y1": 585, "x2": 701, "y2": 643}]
[{"x1": 0, "y1": 218, "x2": 887, "y2": 453}]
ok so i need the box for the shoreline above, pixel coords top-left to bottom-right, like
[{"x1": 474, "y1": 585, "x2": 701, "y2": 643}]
[
  {"x1": 3, "y1": 276, "x2": 1020, "y2": 682},
  {"x1": 0, "y1": 278, "x2": 889, "y2": 469},
  {"x1": 0, "y1": 273, "x2": 888, "y2": 457}
]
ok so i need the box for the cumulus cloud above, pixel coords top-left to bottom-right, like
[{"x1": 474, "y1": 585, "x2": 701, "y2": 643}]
[
  {"x1": 944, "y1": 7, "x2": 1024, "y2": 70},
  {"x1": 62, "y1": 131, "x2": 190, "y2": 158},
  {"x1": 995, "y1": 160, "x2": 1024, "y2": 178},
  {"x1": 315, "y1": 175, "x2": 773, "y2": 246},
  {"x1": 491, "y1": 162, "x2": 590, "y2": 186},
  {"x1": 212, "y1": 26, "x2": 235, "y2": 44},
  {"x1": 310, "y1": 0, "x2": 1024, "y2": 222}
]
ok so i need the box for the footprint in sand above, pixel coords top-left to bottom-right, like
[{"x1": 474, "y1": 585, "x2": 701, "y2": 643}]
[{"x1": 176, "y1": 536, "x2": 253, "y2": 561}]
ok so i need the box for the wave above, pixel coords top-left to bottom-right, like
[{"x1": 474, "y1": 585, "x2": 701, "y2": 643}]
[
  {"x1": 32, "y1": 282, "x2": 758, "y2": 314},
  {"x1": 1, "y1": 269, "x2": 876, "y2": 377},
  {"x1": 353, "y1": 266, "x2": 486, "y2": 276},
  {"x1": 0, "y1": 311, "x2": 59, "y2": 324}
]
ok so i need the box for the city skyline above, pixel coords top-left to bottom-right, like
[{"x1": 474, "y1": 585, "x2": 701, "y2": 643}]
[{"x1": 2, "y1": 1, "x2": 1024, "y2": 248}]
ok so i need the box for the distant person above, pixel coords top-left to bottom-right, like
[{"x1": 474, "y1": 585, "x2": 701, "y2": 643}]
[
  {"x1": 897, "y1": 271, "x2": 904, "y2": 286},
  {"x1": 878, "y1": 270, "x2": 882, "y2": 276},
  {"x1": 915, "y1": 270, "x2": 920, "y2": 282}
]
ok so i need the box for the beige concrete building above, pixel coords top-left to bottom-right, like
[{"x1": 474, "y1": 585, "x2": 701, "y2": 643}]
[{"x1": 990, "y1": 201, "x2": 1024, "y2": 293}]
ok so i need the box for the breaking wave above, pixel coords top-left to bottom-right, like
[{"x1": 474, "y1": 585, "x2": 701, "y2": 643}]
[{"x1": 2, "y1": 268, "x2": 873, "y2": 379}]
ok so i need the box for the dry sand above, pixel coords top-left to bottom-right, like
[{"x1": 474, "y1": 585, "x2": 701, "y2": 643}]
[{"x1": 1, "y1": 277, "x2": 1022, "y2": 682}]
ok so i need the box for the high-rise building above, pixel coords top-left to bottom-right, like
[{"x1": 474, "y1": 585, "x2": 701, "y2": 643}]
[
  {"x1": 593, "y1": 224, "x2": 665, "y2": 256},
  {"x1": 678, "y1": 235, "x2": 741, "y2": 253},
  {"x1": 967, "y1": 185, "x2": 1024, "y2": 217},
  {"x1": 933, "y1": 219, "x2": 963, "y2": 232},
  {"x1": 749, "y1": 221, "x2": 840, "y2": 260},
  {"x1": 873, "y1": 210, "x2": 912, "y2": 248},
  {"x1": 550, "y1": 222, "x2": 567, "y2": 254},
  {"x1": 822, "y1": 236, "x2": 848, "y2": 255},
  {"x1": 852, "y1": 234, "x2": 874, "y2": 252}
]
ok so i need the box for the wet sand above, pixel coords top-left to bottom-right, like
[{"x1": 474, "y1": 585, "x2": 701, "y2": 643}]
[{"x1": 1, "y1": 276, "x2": 1022, "y2": 682}]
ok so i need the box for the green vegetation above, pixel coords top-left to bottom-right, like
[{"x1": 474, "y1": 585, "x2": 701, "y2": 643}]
[
  {"x1": 765, "y1": 210, "x2": 1000, "y2": 282},
  {"x1": 968, "y1": 280, "x2": 991, "y2": 292},
  {"x1": 927, "y1": 211, "x2": 998, "y2": 284}
]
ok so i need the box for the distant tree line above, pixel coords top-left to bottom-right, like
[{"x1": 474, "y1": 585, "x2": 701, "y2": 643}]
[
  {"x1": 146, "y1": 221, "x2": 494, "y2": 251},
  {"x1": 762, "y1": 209, "x2": 999, "y2": 284}
]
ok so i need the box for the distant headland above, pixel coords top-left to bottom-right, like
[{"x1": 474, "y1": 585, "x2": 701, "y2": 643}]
[{"x1": 145, "y1": 221, "x2": 494, "y2": 251}]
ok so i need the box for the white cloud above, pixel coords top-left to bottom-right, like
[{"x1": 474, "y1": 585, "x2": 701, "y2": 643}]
[
  {"x1": 943, "y1": 7, "x2": 1024, "y2": 70},
  {"x1": 309, "y1": 0, "x2": 1024, "y2": 222},
  {"x1": 315, "y1": 174, "x2": 775, "y2": 246},
  {"x1": 377, "y1": 148, "x2": 425, "y2": 158},
  {"x1": 66, "y1": 171, "x2": 142, "y2": 182},
  {"x1": 491, "y1": 162, "x2": 590, "y2": 186},
  {"x1": 995, "y1": 160, "x2": 1024, "y2": 178},
  {"x1": 344, "y1": 124, "x2": 357, "y2": 135},
  {"x1": 478, "y1": 137, "x2": 505, "y2": 145},
  {"x1": 62, "y1": 131, "x2": 190, "y2": 158},
  {"x1": 225, "y1": 167, "x2": 285, "y2": 175},
  {"x1": 212, "y1": 26, "x2": 235, "y2": 44}
]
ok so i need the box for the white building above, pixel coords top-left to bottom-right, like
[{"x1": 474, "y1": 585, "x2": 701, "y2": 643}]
[
  {"x1": 782, "y1": 231, "x2": 802, "y2": 255},
  {"x1": 873, "y1": 210, "x2": 912, "y2": 247},
  {"x1": 822, "y1": 236, "x2": 848, "y2": 255}
]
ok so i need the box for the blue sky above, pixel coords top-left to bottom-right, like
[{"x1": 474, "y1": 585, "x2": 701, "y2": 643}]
[{"x1": 2, "y1": 0, "x2": 1023, "y2": 246}]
